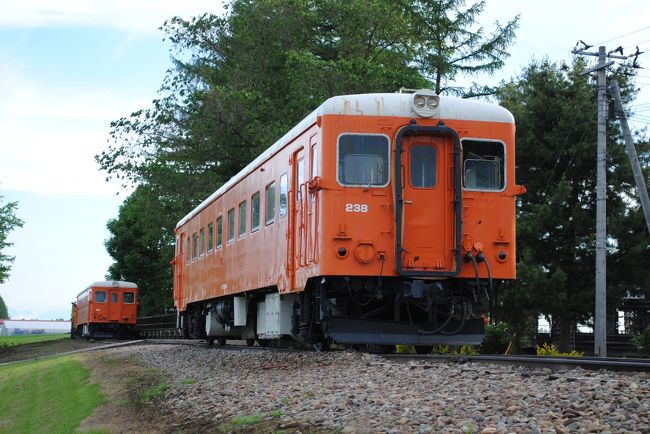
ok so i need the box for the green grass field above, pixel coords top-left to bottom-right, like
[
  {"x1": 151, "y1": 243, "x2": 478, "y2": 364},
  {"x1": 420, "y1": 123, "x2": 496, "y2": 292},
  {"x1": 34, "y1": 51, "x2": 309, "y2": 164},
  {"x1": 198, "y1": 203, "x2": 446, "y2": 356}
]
[
  {"x1": 0, "y1": 333, "x2": 69, "y2": 348},
  {"x1": 0, "y1": 355, "x2": 103, "y2": 433}
]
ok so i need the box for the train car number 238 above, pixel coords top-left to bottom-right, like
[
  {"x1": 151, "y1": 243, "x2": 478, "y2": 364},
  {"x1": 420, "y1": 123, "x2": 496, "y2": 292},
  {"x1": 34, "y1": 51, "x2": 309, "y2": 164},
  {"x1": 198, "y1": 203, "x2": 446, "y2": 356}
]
[{"x1": 345, "y1": 203, "x2": 368, "y2": 213}]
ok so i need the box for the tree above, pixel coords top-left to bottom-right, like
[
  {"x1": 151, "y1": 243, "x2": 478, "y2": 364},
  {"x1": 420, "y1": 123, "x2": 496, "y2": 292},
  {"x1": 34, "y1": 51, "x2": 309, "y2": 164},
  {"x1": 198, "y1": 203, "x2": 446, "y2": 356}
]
[
  {"x1": 104, "y1": 186, "x2": 177, "y2": 316},
  {"x1": 0, "y1": 194, "x2": 24, "y2": 284},
  {"x1": 497, "y1": 59, "x2": 647, "y2": 351},
  {"x1": 406, "y1": 0, "x2": 519, "y2": 96},
  {"x1": 0, "y1": 294, "x2": 8, "y2": 319}
]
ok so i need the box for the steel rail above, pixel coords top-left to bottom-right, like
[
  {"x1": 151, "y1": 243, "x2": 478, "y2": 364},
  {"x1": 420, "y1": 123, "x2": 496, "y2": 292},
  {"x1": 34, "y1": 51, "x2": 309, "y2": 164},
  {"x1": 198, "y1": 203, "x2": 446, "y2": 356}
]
[{"x1": 381, "y1": 353, "x2": 650, "y2": 372}]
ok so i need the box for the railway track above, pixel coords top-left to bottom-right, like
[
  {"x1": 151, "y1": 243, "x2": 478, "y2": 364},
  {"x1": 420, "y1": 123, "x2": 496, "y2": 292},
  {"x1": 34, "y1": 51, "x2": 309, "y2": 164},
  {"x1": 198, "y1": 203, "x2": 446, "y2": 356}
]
[{"x1": 382, "y1": 353, "x2": 650, "y2": 372}]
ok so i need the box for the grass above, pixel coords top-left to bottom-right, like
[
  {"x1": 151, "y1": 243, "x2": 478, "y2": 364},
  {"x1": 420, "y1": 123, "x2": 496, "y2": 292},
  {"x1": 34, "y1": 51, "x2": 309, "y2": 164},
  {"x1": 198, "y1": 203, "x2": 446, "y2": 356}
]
[
  {"x1": 138, "y1": 382, "x2": 170, "y2": 404},
  {"x1": 0, "y1": 355, "x2": 103, "y2": 433},
  {"x1": 0, "y1": 333, "x2": 69, "y2": 348}
]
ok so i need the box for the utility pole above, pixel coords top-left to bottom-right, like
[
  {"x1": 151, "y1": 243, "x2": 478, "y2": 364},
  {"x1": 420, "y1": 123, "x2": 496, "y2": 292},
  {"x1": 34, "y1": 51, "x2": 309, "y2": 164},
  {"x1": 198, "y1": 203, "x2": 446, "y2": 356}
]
[
  {"x1": 610, "y1": 80, "x2": 650, "y2": 235},
  {"x1": 572, "y1": 44, "x2": 618, "y2": 357}
]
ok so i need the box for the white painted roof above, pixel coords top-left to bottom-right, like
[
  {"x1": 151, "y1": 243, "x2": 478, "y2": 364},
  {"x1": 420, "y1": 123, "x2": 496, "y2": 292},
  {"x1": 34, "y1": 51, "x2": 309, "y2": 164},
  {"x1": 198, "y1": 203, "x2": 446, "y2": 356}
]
[
  {"x1": 76, "y1": 281, "x2": 137, "y2": 298},
  {"x1": 176, "y1": 92, "x2": 514, "y2": 229}
]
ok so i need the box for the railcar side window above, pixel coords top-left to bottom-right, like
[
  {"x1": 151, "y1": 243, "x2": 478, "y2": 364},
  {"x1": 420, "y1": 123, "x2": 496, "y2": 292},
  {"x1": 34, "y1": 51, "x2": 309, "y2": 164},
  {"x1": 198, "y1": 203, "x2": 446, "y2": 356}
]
[
  {"x1": 111, "y1": 293, "x2": 118, "y2": 303},
  {"x1": 410, "y1": 145, "x2": 437, "y2": 188},
  {"x1": 199, "y1": 227, "x2": 205, "y2": 258},
  {"x1": 238, "y1": 200, "x2": 247, "y2": 238},
  {"x1": 310, "y1": 144, "x2": 318, "y2": 202},
  {"x1": 217, "y1": 216, "x2": 223, "y2": 248},
  {"x1": 207, "y1": 222, "x2": 214, "y2": 254},
  {"x1": 337, "y1": 134, "x2": 389, "y2": 186},
  {"x1": 186, "y1": 236, "x2": 190, "y2": 264},
  {"x1": 279, "y1": 173, "x2": 288, "y2": 217},
  {"x1": 462, "y1": 139, "x2": 505, "y2": 191},
  {"x1": 94, "y1": 291, "x2": 107, "y2": 303},
  {"x1": 266, "y1": 182, "x2": 276, "y2": 225},
  {"x1": 251, "y1": 192, "x2": 260, "y2": 232},
  {"x1": 192, "y1": 232, "x2": 198, "y2": 260},
  {"x1": 227, "y1": 209, "x2": 235, "y2": 244},
  {"x1": 123, "y1": 292, "x2": 135, "y2": 304}
]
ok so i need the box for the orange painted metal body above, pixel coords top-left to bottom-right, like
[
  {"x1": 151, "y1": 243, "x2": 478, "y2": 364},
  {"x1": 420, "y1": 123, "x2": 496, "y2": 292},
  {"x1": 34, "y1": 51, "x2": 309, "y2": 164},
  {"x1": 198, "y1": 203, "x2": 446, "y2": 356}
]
[{"x1": 174, "y1": 115, "x2": 518, "y2": 308}]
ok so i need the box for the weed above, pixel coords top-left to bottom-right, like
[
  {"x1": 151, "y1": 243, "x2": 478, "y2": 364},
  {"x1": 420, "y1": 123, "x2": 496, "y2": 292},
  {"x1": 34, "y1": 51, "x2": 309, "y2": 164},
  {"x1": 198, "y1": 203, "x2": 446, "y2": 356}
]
[
  {"x1": 280, "y1": 397, "x2": 290, "y2": 406},
  {"x1": 139, "y1": 382, "x2": 170, "y2": 404},
  {"x1": 270, "y1": 410, "x2": 282, "y2": 418},
  {"x1": 463, "y1": 421, "x2": 476, "y2": 434},
  {"x1": 231, "y1": 415, "x2": 263, "y2": 426},
  {"x1": 304, "y1": 391, "x2": 315, "y2": 399},
  {"x1": 444, "y1": 406, "x2": 454, "y2": 416},
  {"x1": 396, "y1": 344, "x2": 415, "y2": 354},
  {"x1": 181, "y1": 378, "x2": 197, "y2": 385},
  {"x1": 536, "y1": 343, "x2": 583, "y2": 357}
]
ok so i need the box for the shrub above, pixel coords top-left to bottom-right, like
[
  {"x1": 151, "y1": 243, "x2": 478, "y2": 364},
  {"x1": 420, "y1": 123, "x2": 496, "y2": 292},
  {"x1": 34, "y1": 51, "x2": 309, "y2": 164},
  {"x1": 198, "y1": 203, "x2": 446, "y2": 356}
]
[
  {"x1": 480, "y1": 322, "x2": 510, "y2": 354},
  {"x1": 536, "y1": 342, "x2": 583, "y2": 357},
  {"x1": 632, "y1": 325, "x2": 650, "y2": 355}
]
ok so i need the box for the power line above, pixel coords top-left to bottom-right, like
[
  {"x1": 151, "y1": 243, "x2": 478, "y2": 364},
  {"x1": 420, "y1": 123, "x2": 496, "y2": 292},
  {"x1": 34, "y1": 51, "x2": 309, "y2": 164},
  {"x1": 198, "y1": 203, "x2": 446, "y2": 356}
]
[{"x1": 597, "y1": 25, "x2": 650, "y2": 45}]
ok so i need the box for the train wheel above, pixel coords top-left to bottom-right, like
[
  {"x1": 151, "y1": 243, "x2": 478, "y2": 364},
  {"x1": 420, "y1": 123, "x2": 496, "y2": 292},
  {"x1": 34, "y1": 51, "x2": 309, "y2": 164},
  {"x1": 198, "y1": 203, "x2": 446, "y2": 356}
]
[
  {"x1": 217, "y1": 337, "x2": 227, "y2": 346},
  {"x1": 206, "y1": 337, "x2": 215, "y2": 346},
  {"x1": 415, "y1": 345, "x2": 433, "y2": 355},
  {"x1": 246, "y1": 338, "x2": 256, "y2": 347}
]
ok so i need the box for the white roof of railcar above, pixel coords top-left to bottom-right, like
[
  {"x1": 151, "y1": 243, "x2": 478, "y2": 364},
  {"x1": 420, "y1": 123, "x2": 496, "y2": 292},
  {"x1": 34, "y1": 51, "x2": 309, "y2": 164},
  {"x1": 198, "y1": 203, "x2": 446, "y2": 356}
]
[
  {"x1": 176, "y1": 92, "x2": 514, "y2": 229},
  {"x1": 76, "y1": 281, "x2": 137, "y2": 298}
]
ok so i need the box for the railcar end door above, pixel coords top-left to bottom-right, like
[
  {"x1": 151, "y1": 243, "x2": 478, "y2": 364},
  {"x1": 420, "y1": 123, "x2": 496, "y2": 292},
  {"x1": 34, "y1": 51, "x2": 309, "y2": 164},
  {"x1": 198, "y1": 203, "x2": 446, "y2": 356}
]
[{"x1": 397, "y1": 130, "x2": 460, "y2": 275}]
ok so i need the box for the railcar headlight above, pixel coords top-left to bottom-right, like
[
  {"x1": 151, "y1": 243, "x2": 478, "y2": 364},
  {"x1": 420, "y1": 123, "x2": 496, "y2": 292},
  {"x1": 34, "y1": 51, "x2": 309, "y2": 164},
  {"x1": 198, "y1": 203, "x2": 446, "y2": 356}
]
[
  {"x1": 411, "y1": 89, "x2": 439, "y2": 118},
  {"x1": 427, "y1": 95, "x2": 439, "y2": 109}
]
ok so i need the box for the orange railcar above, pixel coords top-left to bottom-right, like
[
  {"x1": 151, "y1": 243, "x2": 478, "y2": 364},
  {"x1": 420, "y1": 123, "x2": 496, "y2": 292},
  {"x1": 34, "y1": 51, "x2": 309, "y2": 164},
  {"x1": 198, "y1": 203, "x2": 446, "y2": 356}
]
[
  {"x1": 71, "y1": 281, "x2": 138, "y2": 339},
  {"x1": 173, "y1": 90, "x2": 524, "y2": 349}
]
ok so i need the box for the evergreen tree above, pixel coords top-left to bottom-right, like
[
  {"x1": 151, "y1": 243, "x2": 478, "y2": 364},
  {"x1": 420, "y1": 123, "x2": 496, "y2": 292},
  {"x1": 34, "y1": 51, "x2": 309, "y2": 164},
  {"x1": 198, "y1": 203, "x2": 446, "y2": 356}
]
[{"x1": 497, "y1": 59, "x2": 647, "y2": 350}]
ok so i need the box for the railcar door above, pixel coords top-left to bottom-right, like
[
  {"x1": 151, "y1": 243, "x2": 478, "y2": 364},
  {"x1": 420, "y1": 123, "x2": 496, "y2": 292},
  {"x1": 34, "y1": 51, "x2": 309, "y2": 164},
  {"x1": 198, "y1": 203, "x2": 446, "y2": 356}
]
[
  {"x1": 108, "y1": 290, "x2": 120, "y2": 320},
  {"x1": 173, "y1": 233, "x2": 185, "y2": 310},
  {"x1": 396, "y1": 129, "x2": 461, "y2": 275},
  {"x1": 291, "y1": 148, "x2": 306, "y2": 285}
]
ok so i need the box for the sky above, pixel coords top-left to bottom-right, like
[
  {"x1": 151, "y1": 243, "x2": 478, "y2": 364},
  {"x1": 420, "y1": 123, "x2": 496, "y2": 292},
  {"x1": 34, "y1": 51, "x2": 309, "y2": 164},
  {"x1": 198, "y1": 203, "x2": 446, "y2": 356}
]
[{"x1": 1, "y1": 0, "x2": 650, "y2": 320}]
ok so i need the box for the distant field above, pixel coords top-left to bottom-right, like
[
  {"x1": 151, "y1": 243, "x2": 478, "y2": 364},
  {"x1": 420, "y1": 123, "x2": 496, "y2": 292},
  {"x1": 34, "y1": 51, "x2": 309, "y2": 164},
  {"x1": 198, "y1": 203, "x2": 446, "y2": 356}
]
[
  {"x1": 0, "y1": 333, "x2": 69, "y2": 348},
  {"x1": 0, "y1": 355, "x2": 103, "y2": 433}
]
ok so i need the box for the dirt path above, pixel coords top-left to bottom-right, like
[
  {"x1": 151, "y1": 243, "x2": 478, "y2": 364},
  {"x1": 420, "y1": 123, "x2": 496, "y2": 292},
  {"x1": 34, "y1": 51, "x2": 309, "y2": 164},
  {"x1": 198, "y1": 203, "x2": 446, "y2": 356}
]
[{"x1": 0, "y1": 337, "x2": 118, "y2": 364}]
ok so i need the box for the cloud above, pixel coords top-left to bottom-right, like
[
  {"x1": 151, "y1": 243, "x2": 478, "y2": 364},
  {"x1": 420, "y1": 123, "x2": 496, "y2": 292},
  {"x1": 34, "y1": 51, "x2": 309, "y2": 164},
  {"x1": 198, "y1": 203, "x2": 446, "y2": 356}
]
[{"x1": 0, "y1": 1, "x2": 224, "y2": 32}]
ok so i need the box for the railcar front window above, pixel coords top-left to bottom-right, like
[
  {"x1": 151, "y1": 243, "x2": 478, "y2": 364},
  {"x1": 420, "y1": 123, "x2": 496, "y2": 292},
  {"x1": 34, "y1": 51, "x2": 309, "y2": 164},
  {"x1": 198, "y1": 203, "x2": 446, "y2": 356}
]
[
  {"x1": 462, "y1": 139, "x2": 505, "y2": 191},
  {"x1": 238, "y1": 201, "x2": 247, "y2": 237},
  {"x1": 94, "y1": 291, "x2": 107, "y2": 303},
  {"x1": 279, "y1": 173, "x2": 288, "y2": 217},
  {"x1": 251, "y1": 192, "x2": 260, "y2": 232},
  {"x1": 338, "y1": 134, "x2": 389, "y2": 186},
  {"x1": 266, "y1": 182, "x2": 276, "y2": 224},
  {"x1": 410, "y1": 145, "x2": 437, "y2": 188},
  {"x1": 123, "y1": 292, "x2": 135, "y2": 303},
  {"x1": 297, "y1": 157, "x2": 305, "y2": 202},
  {"x1": 111, "y1": 293, "x2": 118, "y2": 303},
  {"x1": 227, "y1": 209, "x2": 235, "y2": 244}
]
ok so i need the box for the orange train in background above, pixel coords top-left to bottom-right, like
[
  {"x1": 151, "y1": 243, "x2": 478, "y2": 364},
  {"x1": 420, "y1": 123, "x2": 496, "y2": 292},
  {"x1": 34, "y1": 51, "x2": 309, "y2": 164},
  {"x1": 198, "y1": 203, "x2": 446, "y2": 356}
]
[
  {"x1": 71, "y1": 281, "x2": 138, "y2": 339},
  {"x1": 173, "y1": 89, "x2": 524, "y2": 350}
]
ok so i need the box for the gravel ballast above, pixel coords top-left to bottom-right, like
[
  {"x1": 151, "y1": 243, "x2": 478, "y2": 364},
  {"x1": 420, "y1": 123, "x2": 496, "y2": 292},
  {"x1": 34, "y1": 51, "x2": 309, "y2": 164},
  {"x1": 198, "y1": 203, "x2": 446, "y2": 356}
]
[{"x1": 107, "y1": 344, "x2": 650, "y2": 433}]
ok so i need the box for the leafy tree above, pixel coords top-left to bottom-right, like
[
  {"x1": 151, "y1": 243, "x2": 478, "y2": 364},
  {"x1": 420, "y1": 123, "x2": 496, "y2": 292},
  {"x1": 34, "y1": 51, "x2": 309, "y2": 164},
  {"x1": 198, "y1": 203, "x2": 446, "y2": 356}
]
[
  {"x1": 104, "y1": 186, "x2": 177, "y2": 316},
  {"x1": 0, "y1": 294, "x2": 8, "y2": 319},
  {"x1": 406, "y1": 0, "x2": 519, "y2": 96},
  {"x1": 0, "y1": 194, "x2": 24, "y2": 284},
  {"x1": 497, "y1": 59, "x2": 647, "y2": 351}
]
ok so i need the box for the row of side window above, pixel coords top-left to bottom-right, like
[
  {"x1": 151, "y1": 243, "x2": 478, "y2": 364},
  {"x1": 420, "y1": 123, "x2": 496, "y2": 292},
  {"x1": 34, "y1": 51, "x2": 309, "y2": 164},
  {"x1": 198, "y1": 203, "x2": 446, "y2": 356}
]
[{"x1": 187, "y1": 173, "x2": 289, "y2": 263}]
